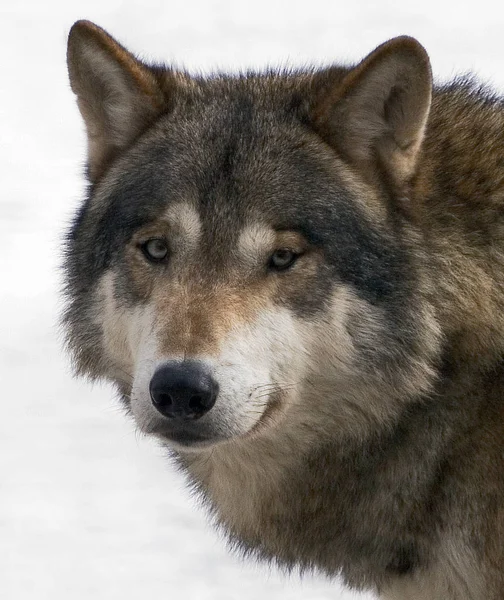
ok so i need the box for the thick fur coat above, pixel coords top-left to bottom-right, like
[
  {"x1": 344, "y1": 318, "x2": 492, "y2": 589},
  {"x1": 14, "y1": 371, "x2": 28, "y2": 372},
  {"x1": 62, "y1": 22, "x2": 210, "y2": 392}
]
[{"x1": 64, "y1": 21, "x2": 504, "y2": 599}]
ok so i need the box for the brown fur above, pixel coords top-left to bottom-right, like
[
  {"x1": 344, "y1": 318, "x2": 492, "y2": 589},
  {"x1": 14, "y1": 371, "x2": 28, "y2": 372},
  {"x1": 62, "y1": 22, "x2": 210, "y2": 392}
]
[{"x1": 64, "y1": 21, "x2": 504, "y2": 599}]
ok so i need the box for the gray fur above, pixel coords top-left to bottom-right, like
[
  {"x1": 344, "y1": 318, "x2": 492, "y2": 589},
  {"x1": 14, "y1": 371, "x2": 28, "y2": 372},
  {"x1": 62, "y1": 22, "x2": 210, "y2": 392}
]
[{"x1": 63, "y1": 22, "x2": 504, "y2": 599}]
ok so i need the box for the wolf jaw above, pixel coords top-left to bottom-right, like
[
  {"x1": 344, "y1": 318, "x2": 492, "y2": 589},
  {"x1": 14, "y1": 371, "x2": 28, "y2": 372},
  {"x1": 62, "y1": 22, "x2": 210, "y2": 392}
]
[{"x1": 64, "y1": 20, "x2": 504, "y2": 599}]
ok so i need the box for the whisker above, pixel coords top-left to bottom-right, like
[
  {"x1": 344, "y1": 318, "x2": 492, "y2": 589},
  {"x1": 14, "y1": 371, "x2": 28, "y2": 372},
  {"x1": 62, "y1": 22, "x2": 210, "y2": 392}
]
[
  {"x1": 251, "y1": 381, "x2": 300, "y2": 393},
  {"x1": 253, "y1": 385, "x2": 297, "y2": 401}
]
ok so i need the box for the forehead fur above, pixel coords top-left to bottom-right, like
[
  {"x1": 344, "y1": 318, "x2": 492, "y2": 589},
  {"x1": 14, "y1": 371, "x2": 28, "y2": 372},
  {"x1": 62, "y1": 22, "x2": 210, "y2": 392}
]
[
  {"x1": 162, "y1": 202, "x2": 202, "y2": 248},
  {"x1": 67, "y1": 66, "x2": 414, "y2": 315},
  {"x1": 237, "y1": 224, "x2": 275, "y2": 260}
]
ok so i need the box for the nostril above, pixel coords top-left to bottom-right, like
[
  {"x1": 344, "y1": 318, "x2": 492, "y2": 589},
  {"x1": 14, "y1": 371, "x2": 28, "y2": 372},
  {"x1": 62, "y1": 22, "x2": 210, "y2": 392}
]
[
  {"x1": 153, "y1": 391, "x2": 173, "y2": 408},
  {"x1": 189, "y1": 394, "x2": 205, "y2": 412}
]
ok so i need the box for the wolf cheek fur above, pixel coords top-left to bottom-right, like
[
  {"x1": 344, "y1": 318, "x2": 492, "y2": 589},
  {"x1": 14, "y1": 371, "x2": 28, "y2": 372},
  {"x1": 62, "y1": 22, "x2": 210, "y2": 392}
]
[{"x1": 64, "y1": 20, "x2": 504, "y2": 599}]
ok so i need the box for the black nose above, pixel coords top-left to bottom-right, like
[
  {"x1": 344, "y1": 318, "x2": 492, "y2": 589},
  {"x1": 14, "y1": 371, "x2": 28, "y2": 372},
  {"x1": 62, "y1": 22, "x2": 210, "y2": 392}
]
[{"x1": 149, "y1": 361, "x2": 218, "y2": 420}]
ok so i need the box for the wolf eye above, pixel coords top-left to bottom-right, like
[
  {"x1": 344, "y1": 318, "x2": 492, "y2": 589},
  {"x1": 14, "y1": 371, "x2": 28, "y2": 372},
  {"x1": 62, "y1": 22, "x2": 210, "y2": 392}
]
[
  {"x1": 269, "y1": 248, "x2": 299, "y2": 271},
  {"x1": 141, "y1": 238, "x2": 169, "y2": 262}
]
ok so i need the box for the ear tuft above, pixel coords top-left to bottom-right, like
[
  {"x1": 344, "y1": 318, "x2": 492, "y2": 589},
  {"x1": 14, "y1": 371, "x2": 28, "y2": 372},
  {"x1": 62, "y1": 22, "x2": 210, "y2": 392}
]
[
  {"x1": 67, "y1": 21, "x2": 168, "y2": 181},
  {"x1": 312, "y1": 36, "x2": 432, "y2": 189}
]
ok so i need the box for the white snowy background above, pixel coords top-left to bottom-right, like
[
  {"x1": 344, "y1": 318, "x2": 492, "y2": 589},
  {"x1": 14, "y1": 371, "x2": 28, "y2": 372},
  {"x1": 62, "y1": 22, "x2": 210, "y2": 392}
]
[{"x1": 2, "y1": 1, "x2": 504, "y2": 599}]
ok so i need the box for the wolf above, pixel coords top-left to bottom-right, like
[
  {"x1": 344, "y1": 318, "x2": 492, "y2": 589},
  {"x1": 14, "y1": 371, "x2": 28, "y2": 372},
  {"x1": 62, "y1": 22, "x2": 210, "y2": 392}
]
[{"x1": 63, "y1": 20, "x2": 504, "y2": 599}]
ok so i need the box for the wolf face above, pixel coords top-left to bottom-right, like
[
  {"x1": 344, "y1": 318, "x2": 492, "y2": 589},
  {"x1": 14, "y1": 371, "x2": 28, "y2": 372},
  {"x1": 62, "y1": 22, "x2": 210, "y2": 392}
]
[{"x1": 64, "y1": 22, "x2": 440, "y2": 452}]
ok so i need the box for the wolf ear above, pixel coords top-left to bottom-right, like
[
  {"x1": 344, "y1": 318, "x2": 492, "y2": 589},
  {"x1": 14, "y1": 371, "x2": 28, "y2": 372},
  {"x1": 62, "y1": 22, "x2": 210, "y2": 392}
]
[
  {"x1": 67, "y1": 20, "x2": 168, "y2": 182},
  {"x1": 312, "y1": 36, "x2": 432, "y2": 189}
]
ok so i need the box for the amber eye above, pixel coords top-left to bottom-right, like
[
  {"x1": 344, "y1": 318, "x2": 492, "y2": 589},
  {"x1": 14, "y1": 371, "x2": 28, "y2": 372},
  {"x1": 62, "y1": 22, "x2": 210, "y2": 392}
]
[
  {"x1": 269, "y1": 248, "x2": 299, "y2": 271},
  {"x1": 141, "y1": 238, "x2": 169, "y2": 262}
]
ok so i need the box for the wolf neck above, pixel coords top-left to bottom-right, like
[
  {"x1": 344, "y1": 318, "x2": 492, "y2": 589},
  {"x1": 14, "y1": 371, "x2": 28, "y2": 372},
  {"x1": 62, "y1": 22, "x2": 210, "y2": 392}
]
[
  {"x1": 415, "y1": 87, "x2": 504, "y2": 368},
  {"x1": 177, "y1": 366, "x2": 489, "y2": 590},
  {"x1": 420, "y1": 202, "x2": 504, "y2": 367}
]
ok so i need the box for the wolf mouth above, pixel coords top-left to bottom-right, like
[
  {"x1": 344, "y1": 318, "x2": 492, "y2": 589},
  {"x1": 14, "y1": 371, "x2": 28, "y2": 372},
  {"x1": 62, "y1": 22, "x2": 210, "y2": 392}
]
[
  {"x1": 146, "y1": 390, "x2": 287, "y2": 449},
  {"x1": 147, "y1": 421, "x2": 227, "y2": 449}
]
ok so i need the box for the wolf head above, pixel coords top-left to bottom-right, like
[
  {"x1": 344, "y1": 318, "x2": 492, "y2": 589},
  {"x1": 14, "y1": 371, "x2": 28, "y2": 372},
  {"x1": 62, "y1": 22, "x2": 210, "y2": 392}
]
[{"x1": 64, "y1": 21, "x2": 441, "y2": 451}]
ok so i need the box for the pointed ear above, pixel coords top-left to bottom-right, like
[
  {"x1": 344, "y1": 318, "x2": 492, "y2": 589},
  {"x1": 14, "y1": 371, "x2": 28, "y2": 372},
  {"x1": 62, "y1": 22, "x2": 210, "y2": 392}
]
[
  {"x1": 312, "y1": 36, "x2": 432, "y2": 189},
  {"x1": 67, "y1": 21, "x2": 168, "y2": 182}
]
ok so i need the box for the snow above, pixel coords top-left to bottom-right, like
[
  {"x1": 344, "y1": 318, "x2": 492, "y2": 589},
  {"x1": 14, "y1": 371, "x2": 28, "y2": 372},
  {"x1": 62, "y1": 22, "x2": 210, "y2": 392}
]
[{"x1": 1, "y1": 1, "x2": 504, "y2": 598}]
